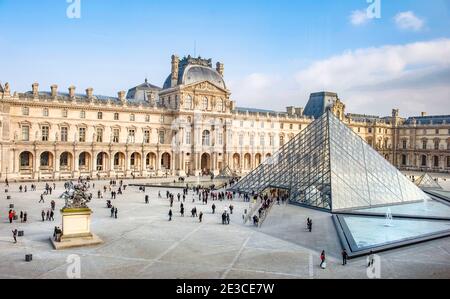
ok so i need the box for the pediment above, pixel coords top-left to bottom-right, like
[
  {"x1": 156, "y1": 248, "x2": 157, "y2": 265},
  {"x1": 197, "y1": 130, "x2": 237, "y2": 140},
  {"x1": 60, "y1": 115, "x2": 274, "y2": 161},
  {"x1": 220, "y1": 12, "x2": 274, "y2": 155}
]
[{"x1": 183, "y1": 81, "x2": 229, "y2": 94}]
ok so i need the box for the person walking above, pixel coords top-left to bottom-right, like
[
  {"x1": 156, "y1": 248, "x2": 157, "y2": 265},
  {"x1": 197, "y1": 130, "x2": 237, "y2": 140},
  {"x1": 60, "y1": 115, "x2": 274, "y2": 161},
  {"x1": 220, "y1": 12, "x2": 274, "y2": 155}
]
[
  {"x1": 50, "y1": 210, "x2": 54, "y2": 221},
  {"x1": 229, "y1": 205, "x2": 234, "y2": 215},
  {"x1": 23, "y1": 212, "x2": 27, "y2": 223},
  {"x1": 8, "y1": 210, "x2": 14, "y2": 224},
  {"x1": 212, "y1": 204, "x2": 216, "y2": 214},
  {"x1": 342, "y1": 249, "x2": 348, "y2": 266},
  {"x1": 12, "y1": 229, "x2": 18, "y2": 244},
  {"x1": 39, "y1": 194, "x2": 44, "y2": 203},
  {"x1": 226, "y1": 213, "x2": 230, "y2": 225},
  {"x1": 168, "y1": 209, "x2": 173, "y2": 221},
  {"x1": 20, "y1": 211, "x2": 24, "y2": 223},
  {"x1": 41, "y1": 210, "x2": 45, "y2": 222},
  {"x1": 110, "y1": 206, "x2": 115, "y2": 218},
  {"x1": 114, "y1": 207, "x2": 118, "y2": 219},
  {"x1": 199, "y1": 212, "x2": 203, "y2": 223},
  {"x1": 320, "y1": 250, "x2": 326, "y2": 269}
]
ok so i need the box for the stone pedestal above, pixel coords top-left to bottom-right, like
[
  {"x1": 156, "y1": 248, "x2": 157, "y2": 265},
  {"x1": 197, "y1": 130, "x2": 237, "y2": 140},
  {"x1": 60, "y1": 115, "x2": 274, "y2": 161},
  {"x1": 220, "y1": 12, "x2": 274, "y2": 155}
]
[{"x1": 51, "y1": 208, "x2": 103, "y2": 250}]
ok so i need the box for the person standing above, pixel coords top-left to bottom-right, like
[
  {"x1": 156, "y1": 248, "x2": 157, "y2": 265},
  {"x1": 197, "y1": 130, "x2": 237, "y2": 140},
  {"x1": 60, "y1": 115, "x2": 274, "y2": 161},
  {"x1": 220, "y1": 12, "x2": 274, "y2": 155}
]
[
  {"x1": 50, "y1": 210, "x2": 54, "y2": 221},
  {"x1": 110, "y1": 206, "x2": 115, "y2": 218},
  {"x1": 20, "y1": 211, "x2": 24, "y2": 223},
  {"x1": 168, "y1": 209, "x2": 173, "y2": 221},
  {"x1": 12, "y1": 229, "x2": 18, "y2": 244},
  {"x1": 8, "y1": 210, "x2": 14, "y2": 224},
  {"x1": 41, "y1": 210, "x2": 45, "y2": 222},
  {"x1": 320, "y1": 250, "x2": 326, "y2": 269},
  {"x1": 229, "y1": 205, "x2": 234, "y2": 215},
  {"x1": 212, "y1": 204, "x2": 216, "y2": 214},
  {"x1": 342, "y1": 249, "x2": 348, "y2": 266},
  {"x1": 23, "y1": 212, "x2": 27, "y2": 223},
  {"x1": 199, "y1": 212, "x2": 203, "y2": 223},
  {"x1": 114, "y1": 208, "x2": 118, "y2": 219}
]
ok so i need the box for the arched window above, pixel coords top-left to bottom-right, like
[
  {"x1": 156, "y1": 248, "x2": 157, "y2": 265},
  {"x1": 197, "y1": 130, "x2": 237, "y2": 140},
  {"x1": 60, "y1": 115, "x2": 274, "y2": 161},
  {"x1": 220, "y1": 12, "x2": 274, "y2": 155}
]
[
  {"x1": 202, "y1": 130, "x2": 210, "y2": 146},
  {"x1": 421, "y1": 155, "x2": 427, "y2": 167},
  {"x1": 202, "y1": 97, "x2": 208, "y2": 110}
]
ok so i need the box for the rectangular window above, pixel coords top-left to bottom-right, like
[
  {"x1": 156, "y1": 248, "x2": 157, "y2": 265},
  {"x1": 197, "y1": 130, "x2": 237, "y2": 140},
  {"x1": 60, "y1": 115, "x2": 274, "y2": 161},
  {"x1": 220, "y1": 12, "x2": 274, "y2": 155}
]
[
  {"x1": 62, "y1": 109, "x2": 68, "y2": 118},
  {"x1": 22, "y1": 126, "x2": 30, "y2": 141},
  {"x1": 144, "y1": 130, "x2": 150, "y2": 144},
  {"x1": 22, "y1": 107, "x2": 29, "y2": 116},
  {"x1": 160, "y1": 115, "x2": 165, "y2": 124},
  {"x1": 250, "y1": 135, "x2": 254, "y2": 146},
  {"x1": 159, "y1": 131, "x2": 165, "y2": 144},
  {"x1": 80, "y1": 111, "x2": 86, "y2": 119},
  {"x1": 43, "y1": 108, "x2": 49, "y2": 117},
  {"x1": 41, "y1": 126, "x2": 49, "y2": 141},
  {"x1": 271, "y1": 122, "x2": 275, "y2": 129},
  {"x1": 186, "y1": 131, "x2": 191, "y2": 145},
  {"x1": 113, "y1": 129, "x2": 120, "y2": 143},
  {"x1": 128, "y1": 130, "x2": 135, "y2": 143},
  {"x1": 290, "y1": 124, "x2": 293, "y2": 130},
  {"x1": 260, "y1": 122, "x2": 264, "y2": 129},
  {"x1": 79, "y1": 128, "x2": 86, "y2": 142},
  {"x1": 423, "y1": 140, "x2": 427, "y2": 150},
  {"x1": 145, "y1": 115, "x2": 150, "y2": 122},
  {"x1": 435, "y1": 140, "x2": 440, "y2": 150},
  {"x1": 368, "y1": 128, "x2": 373, "y2": 134},
  {"x1": 96, "y1": 128, "x2": 103, "y2": 143},
  {"x1": 61, "y1": 127, "x2": 68, "y2": 142},
  {"x1": 402, "y1": 140, "x2": 407, "y2": 149},
  {"x1": 114, "y1": 113, "x2": 119, "y2": 121},
  {"x1": 130, "y1": 114, "x2": 135, "y2": 122},
  {"x1": 280, "y1": 123, "x2": 284, "y2": 129},
  {"x1": 218, "y1": 133, "x2": 223, "y2": 145},
  {"x1": 260, "y1": 135, "x2": 265, "y2": 147},
  {"x1": 436, "y1": 129, "x2": 440, "y2": 134},
  {"x1": 240, "y1": 121, "x2": 244, "y2": 127},
  {"x1": 269, "y1": 135, "x2": 274, "y2": 146},
  {"x1": 239, "y1": 135, "x2": 244, "y2": 146},
  {"x1": 97, "y1": 112, "x2": 103, "y2": 120}
]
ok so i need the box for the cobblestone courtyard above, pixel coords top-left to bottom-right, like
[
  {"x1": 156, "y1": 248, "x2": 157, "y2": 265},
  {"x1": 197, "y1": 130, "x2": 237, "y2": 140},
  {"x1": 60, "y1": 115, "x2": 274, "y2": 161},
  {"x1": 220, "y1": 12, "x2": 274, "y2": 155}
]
[{"x1": 1, "y1": 175, "x2": 450, "y2": 279}]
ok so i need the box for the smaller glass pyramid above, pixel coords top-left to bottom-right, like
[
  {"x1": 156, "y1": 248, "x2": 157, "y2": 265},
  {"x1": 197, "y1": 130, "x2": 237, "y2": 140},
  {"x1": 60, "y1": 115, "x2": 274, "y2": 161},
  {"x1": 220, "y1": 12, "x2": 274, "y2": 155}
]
[{"x1": 415, "y1": 173, "x2": 443, "y2": 190}]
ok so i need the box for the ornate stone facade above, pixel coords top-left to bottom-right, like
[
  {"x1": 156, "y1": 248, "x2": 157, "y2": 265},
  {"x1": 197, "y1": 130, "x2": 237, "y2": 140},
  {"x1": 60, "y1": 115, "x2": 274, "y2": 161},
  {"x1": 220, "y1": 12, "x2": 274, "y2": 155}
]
[{"x1": 0, "y1": 55, "x2": 449, "y2": 181}]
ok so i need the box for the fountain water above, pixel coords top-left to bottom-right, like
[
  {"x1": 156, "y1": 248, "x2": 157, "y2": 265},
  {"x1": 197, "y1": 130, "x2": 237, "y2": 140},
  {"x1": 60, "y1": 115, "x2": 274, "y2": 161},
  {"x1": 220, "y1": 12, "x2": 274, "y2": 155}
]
[{"x1": 384, "y1": 208, "x2": 394, "y2": 227}]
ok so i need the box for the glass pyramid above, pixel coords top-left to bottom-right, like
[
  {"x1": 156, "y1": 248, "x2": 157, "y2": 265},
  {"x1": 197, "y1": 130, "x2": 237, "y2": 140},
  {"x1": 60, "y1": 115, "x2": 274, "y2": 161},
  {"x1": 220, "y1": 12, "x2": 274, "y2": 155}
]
[
  {"x1": 231, "y1": 110, "x2": 430, "y2": 212},
  {"x1": 415, "y1": 173, "x2": 443, "y2": 190}
]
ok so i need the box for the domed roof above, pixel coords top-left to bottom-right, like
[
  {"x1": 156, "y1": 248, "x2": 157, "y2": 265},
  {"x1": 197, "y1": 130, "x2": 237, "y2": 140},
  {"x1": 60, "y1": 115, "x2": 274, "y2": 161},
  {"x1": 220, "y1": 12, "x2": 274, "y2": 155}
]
[{"x1": 163, "y1": 58, "x2": 226, "y2": 90}]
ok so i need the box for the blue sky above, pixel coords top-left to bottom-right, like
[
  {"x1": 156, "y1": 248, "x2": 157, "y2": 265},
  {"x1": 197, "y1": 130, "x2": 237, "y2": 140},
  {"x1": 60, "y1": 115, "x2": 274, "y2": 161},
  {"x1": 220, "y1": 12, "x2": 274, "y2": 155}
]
[{"x1": 0, "y1": 0, "x2": 449, "y2": 116}]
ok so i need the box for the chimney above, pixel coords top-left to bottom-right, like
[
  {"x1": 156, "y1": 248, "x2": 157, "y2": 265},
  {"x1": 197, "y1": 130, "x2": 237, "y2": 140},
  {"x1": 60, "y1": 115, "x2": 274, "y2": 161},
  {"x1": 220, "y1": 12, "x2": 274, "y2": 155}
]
[
  {"x1": 295, "y1": 107, "x2": 304, "y2": 116},
  {"x1": 32, "y1": 82, "x2": 39, "y2": 97},
  {"x1": 86, "y1": 87, "x2": 94, "y2": 99},
  {"x1": 68, "y1": 86, "x2": 76, "y2": 98},
  {"x1": 216, "y1": 62, "x2": 224, "y2": 76},
  {"x1": 286, "y1": 106, "x2": 294, "y2": 116},
  {"x1": 51, "y1": 85, "x2": 58, "y2": 97},
  {"x1": 118, "y1": 91, "x2": 126, "y2": 103},
  {"x1": 421, "y1": 112, "x2": 427, "y2": 117},
  {"x1": 171, "y1": 54, "x2": 179, "y2": 87}
]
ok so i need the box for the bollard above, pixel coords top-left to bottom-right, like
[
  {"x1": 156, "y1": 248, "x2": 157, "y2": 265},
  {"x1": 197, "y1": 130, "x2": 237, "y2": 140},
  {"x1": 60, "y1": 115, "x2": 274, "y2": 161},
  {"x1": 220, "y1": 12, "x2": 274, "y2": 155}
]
[{"x1": 25, "y1": 254, "x2": 33, "y2": 262}]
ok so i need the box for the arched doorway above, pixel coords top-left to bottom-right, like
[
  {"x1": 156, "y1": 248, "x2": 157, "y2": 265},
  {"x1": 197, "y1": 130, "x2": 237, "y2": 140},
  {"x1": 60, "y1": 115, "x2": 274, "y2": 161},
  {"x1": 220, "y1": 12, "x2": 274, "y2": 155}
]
[
  {"x1": 233, "y1": 153, "x2": 240, "y2": 170},
  {"x1": 161, "y1": 153, "x2": 171, "y2": 170},
  {"x1": 96, "y1": 152, "x2": 109, "y2": 171},
  {"x1": 79, "y1": 152, "x2": 92, "y2": 171},
  {"x1": 60, "y1": 152, "x2": 73, "y2": 172},
  {"x1": 146, "y1": 152, "x2": 157, "y2": 170},
  {"x1": 201, "y1": 153, "x2": 211, "y2": 174},
  {"x1": 244, "y1": 153, "x2": 251, "y2": 170},
  {"x1": 255, "y1": 153, "x2": 262, "y2": 167},
  {"x1": 130, "y1": 152, "x2": 142, "y2": 171},
  {"x1": 19, "y1": 151, "x2": 34, "y2": 173},
  {"x1": 40, "y1": 152, "x2": 54, "y2": 170},
  {"x1": 114, "y1": 152, "x2": 126, "y2": 171}
]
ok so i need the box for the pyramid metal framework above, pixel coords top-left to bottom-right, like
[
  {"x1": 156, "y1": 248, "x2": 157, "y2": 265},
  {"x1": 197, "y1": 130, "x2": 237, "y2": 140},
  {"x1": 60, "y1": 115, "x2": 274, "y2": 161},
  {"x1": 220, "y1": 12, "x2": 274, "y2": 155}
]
[
  {"x1": 231, "y1": 110, "x2": 430, "y2": 212},
  {"x1": 415, "y1": 173, "x2": 443, "y2": 190}
]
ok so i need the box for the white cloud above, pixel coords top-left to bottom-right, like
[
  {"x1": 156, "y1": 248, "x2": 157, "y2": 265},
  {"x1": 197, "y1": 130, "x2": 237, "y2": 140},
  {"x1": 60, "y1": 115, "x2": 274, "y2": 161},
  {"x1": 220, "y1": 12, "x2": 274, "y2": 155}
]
[
  {"x1": 230, "y1": 39, "x2": 450, "y2": 116},
  {"x1": 350, "y1": 10, "x2": 370, "y2": 26},
  {"x1": 394, "y1": 11, "x2": 425, "y2": 31},
  {"x1": 293, "y1": 39, "x2": 450, "y2": 115}
]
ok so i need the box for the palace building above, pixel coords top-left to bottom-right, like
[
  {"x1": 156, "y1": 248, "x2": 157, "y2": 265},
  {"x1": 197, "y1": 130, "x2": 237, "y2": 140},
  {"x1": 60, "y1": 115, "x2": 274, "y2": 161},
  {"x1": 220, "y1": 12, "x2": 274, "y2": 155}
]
[{"x1": 0, "y1": 55, "x2": 449, "y2": 181}]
